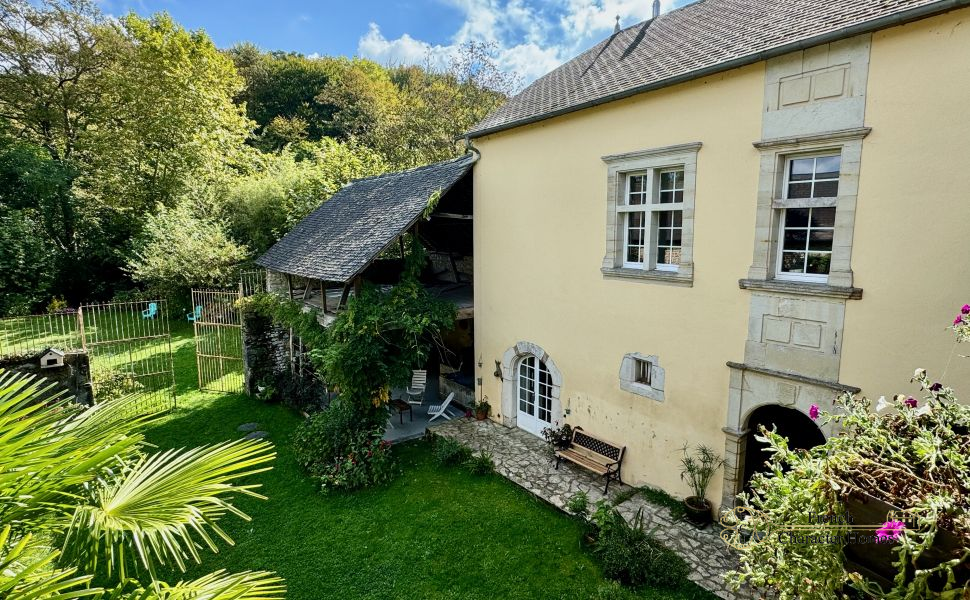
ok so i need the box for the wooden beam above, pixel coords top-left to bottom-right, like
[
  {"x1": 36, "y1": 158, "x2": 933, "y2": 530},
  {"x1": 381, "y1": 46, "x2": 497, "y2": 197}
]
[
  {"x1": 339, "y1": 283, "x2": 351, "y2": 309},
  {"x1": 432, "y1": 212, "x2": 473, "y2": 220},
  {"x1": 286, "y1": 274, "x2": 293, "y2": 301},
  {"x1": 320, "y1": 280, "x2": 327, "y2": 312}
]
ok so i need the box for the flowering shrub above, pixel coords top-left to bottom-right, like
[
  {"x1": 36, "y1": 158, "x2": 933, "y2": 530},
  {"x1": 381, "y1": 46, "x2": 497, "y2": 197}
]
[
  {"x1": 727, "y1": 304, "x2": 970, "y2": 599},
  {"x1": 317, "y1": 431, "x2": 395, "y2": 493}
]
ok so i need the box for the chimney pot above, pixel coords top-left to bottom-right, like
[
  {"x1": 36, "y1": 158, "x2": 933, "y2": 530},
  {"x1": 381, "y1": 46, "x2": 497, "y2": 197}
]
[{"x1": 652, "y1": 0, "x2": 661, "y2": 18}]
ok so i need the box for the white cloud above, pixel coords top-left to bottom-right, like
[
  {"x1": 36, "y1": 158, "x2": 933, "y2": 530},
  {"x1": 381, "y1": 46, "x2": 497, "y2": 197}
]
[{"x1": 357, "y1": 0, "x2": 694, "y2": 85}]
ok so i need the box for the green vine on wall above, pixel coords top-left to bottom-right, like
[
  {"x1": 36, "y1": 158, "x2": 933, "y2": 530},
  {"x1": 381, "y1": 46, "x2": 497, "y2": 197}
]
[{"x1": 239, "y1": 237, "x2": 456, "y2": 415}]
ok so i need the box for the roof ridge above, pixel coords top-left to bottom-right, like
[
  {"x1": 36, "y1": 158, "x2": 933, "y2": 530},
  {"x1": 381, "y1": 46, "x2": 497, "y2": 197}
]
[{"x1": 346, "y1": 153, "x2": 475, "y2": 187}]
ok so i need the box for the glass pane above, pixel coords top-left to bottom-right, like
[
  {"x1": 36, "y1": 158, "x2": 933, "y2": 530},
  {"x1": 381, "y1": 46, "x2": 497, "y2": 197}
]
[
  {"x1": 787, "y1": 182, "x2": 812, "y2": 199},
  {"x1": 658, "y1": 229, "x2": 671, "y2": 246},
  {"x1": 673, "y1": 211, "x2": 682, "y2": 227},
  {"x1": 814, "y1": 180, "x2": 839, "y2": 198},
  {"x1": 671, "y1": 228, "x2": 682, "y2": 246},
  {"x1": 781, "y1": 251, "x2": 806, "y2": 273},
  {"x1": 630, "y1": 175, "x2": 644, "y2": 193},
  {"x1": 815, "y1": 155, "x2": 841, "y2": 179},
  {"x1": 627, "y1": 246, "x2": 643, "y2": 263},
  {"x1": 785, "y1": 208, "x2": 810, "y2": 227},
  {"x1": 673, "y1": 190, "x2": 684, "y2": 203},
  {"x1": 628, "y1": 227, "x2": 643, "y2": 245},
  {"x1": 811, "y1": 207, "x2": 836, "y2": 228},
  {"x1": 675, "y1": 170, "x2": 685, "y2": 187},
  {"x1": 658, "y1": 211, "x2": 671, "y2": 227},
  {"x1": 783, "y1": 230, "x2": 807, "y2": 251},
  {"x1": 628, "y1": 212, "x2": 644, "y2": 227},
  {"x1": 662, "y1": 248, "x2": 681, "y2": 264},
  {"x1": 807, "y1": 253, "x2": 831, "y2": 274},
  {"x1": 808, "y1": 230, "x2": 834, "y2": 251},
  {"x1": 660, "y1": 171, "x2": 675, "y2": 190},
  {"x1": 789, "y1": 158, "x2": 815, "y2": 181},
  {"x1": 659, "y1": 191, "x2": 674, "y2": 204}
]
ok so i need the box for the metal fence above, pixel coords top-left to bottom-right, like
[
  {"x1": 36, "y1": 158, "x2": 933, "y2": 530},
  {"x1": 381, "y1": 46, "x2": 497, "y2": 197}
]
[
  {"x1": 240, "y1": 269, "x2": 267, "y2": 298},
  {"x1": 80, "y1": 300, "x2": 176, "y2": 414},
  {"x1": 0, "y1": 312, "x2": 83, "y2": 357},
  {"x1": 192, "y1": 289, "x2": 244, "y2": 393}
]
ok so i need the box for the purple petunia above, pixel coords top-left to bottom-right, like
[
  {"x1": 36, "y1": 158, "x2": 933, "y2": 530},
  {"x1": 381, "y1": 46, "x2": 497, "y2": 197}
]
[
  {"x1": 930, "y1": 382, "x2": 943, "y2": 392},
  {"x1": 875, "y1": 520, "x2": 906, "y2": 543},
  {"x1": 809, "y1": 404, "x2": 819, "y2": 420},
  {"x1": 962, "y1": 304, "x2": 970, "y2": 314},
  {"x1": 904, "y1": 397, "x2": 918, "y2": 408},
  {"x1": 956, "y1": 316, "x2": 964, "y2": 326}
]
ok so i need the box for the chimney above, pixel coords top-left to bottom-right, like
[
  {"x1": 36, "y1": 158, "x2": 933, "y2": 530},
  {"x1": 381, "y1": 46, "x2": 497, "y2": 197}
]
[{"x1": 652, "y1": 0, "x2": 661, "y2": 19}]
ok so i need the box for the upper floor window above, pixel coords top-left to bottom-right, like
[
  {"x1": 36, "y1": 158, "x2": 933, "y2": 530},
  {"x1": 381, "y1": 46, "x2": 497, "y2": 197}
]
[
  {"x1": 620, "y1": 168, "x2": 685, "y2": 271},
  {"x1": 602, "y1": 142, "x2": 700, "y2": 285},
  {"x1": 776, "y1": 153, "x2": 840, "y2": 282}
]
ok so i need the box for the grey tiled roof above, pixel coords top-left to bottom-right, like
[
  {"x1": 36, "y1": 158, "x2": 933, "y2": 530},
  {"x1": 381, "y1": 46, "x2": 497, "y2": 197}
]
[
  {"x1": 470, "y1": 0, "x2": 964, "y2": 137},
  {"x1": 256, "y1": 154, "x2": 475, "y2": 283}
]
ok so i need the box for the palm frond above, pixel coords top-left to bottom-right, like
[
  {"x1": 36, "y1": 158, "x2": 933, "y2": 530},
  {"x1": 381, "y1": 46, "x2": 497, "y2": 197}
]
[
  {"x1": 0, "y1": 526, "x2": 101, "y2": 600},
  {"x1": 62, "y1": 439, "x2": 276, "y2": 581},
  {"x1": 105, "y1": 570, "x2": 285, "y2": 600}
]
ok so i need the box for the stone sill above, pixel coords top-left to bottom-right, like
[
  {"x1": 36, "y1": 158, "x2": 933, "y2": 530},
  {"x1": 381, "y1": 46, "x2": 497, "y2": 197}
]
[
  {"x1": 726, "y1": 361, "x2": 861, "y2": 394},
  {"x1": 738, "y1": 278, "x2": 862, "y2": 300},
  {"x1": 602, "y1": 267, "x2": 693, "y2": 287}
]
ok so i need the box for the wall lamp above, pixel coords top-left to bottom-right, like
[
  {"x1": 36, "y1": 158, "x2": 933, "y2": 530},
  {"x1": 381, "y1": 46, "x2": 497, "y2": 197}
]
[{"x1": 493, "y1": 360, "x2": 502, "y2": 378}]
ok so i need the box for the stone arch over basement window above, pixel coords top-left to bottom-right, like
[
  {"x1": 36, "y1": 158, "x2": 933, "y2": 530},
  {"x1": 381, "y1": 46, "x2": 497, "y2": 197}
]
[{"x1": 499, "y1": 341, "x2": 563, "y2": 432}]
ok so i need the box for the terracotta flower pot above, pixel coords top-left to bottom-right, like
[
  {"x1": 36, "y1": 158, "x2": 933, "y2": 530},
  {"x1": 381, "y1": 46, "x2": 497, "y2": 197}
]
[
  {"x1": 475, "y1": 410, "x2": 488, "y2": 421},
  {"x1": 684, "y1": 496, "x2": 712, "y2": 526}
]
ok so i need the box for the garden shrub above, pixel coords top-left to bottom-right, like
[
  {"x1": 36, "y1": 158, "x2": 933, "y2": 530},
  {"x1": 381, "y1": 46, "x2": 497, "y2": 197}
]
[
  {"x1": 567, "y1": 490, "x2": 590, "y2": 518},
  {"x1": 292, "y1": 398, "x2": 393, "y2": 492},
  {"x1": 594, "y1": 508, "x2": 689, "y2": 589},
  {"x1": 433, "y1": 436, "x2": 472, "y2": 467},
  {"x1": 467, "y1": 450, "x2": 494, "y2": 475}
]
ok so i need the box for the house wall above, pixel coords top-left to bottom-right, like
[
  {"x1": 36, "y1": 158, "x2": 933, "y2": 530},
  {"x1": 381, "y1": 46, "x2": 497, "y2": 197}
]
[
  {"x1": 473, "y1": 63, "x2": 765, "y2": 504},
  {"x1": 472, "y1": 7, "x2": 970, "y2": 509}
]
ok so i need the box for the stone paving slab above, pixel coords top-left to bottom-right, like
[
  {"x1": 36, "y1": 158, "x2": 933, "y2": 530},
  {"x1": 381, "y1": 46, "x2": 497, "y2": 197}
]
[{"x1": 430, "y1": 418, "x2": 754, "y2": 600}]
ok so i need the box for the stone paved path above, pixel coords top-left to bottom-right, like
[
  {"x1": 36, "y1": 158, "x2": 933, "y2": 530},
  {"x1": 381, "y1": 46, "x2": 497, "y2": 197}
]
[{"x1": 430, "y1": 418, "x2": 754, "y2": 600}]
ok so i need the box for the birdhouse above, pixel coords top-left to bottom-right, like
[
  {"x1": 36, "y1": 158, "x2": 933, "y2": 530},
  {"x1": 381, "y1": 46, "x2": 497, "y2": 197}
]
[{"x1": 39, "y1": 347, "x2": 66, "y2": 369}]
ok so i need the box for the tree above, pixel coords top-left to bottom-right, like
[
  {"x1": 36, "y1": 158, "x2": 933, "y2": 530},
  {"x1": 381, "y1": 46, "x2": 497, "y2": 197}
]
[
  {"x1": 0, "y1": 368, "x2": 284, "y2": 598},
  {"x1": 127, "y1": 200, "x2": 248, "y2": 307}
]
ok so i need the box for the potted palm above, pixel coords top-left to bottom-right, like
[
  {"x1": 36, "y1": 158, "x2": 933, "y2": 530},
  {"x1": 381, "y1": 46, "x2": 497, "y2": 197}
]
[{"x1": 679, "y1": 444, "x2": 724, "y2": 527}]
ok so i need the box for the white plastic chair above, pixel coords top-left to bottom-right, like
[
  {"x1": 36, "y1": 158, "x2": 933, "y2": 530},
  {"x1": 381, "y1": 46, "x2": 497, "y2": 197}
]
[
  {"x1": 406, "y1": 370, "x2": 427, "y2": 405},
  {"x1": 428, "y1": 392, "x2": 456, "y2": 423}
]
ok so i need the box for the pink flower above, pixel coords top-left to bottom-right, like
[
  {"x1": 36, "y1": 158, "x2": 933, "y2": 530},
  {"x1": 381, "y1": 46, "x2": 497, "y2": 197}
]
[
  {"x1": 962, "y1": 304, "x2": 970, "y2": 314},
  {"x1": 809, "y1": 404, "x2": 819, "y2": 420},
  {"x1": 875, "y1": 520, "x2": 906, "y2": 543},
  {"x1": 955, "y1": 316, "x2": 964, "y2": 326},
  {"x1": 904, "y1": 397, "x2": 918, "y2": 408}
]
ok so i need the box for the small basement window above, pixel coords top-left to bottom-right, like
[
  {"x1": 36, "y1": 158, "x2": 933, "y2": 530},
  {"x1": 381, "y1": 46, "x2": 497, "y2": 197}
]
[{"x1": 634, "y1": 358, "x2": 652, "y2": 385}]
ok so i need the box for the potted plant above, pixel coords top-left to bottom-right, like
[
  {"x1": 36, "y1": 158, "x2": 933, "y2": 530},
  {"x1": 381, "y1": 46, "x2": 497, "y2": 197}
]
[
  {"x1": 679, "y1": 444, "x2": 724, "y2": 527},
  {"x1": 541, "y1": 423, "x2": 573, "y2": 451},
  {"x1": 474, "y1": 399, "x2": 490, "y2": 420}
]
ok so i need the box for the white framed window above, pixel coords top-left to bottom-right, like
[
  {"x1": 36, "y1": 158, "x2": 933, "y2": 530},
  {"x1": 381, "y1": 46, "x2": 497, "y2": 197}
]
[
  {"x1": 776, "y1": 153, "x2": 840, "y2": 283},
  {"x1": 619, "y1": 353, "x2": 664, "y2": 402},
  {"x1": 619, "y1": 168, "x2": 685, "y2": 271}
]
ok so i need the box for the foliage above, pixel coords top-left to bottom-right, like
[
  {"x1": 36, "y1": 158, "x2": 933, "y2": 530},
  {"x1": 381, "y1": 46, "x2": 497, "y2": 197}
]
[
  {"x1": 679, "y1": 444, "x2": 724, "y2": 501},
  {"x1": 127, "y1": 200, "x2": 248, "y2": 308},
  {"x1": 432, "y1": 435, "x2": 473, "y2": 467},
  {"x1": 0, "y1": 367, "x2": 281, "y2": 598},
  {"x1": 594, "y1": 508, "x2": 690, "y2": 590},
  {"x1": 567, "y1": 490, "x2": 591, "y2": 519},
  {"x1": 293, "y1": 397, "x2": 378, "y2": 473},
  {"x1": 467, "y1": 450, "x2": 495, "y2": 475},
  {"x1": 91, "y1": 366, "x2": 145, "y2": 402},
  {"x1": 221, "y1": 138, "x2": 386, "y2": 255},
  {"x1": 317, "y1": 428, "x2": 395, "y2": 493},
  {"x1": 542, "y1": 423, "x2": 574, "y2": 450},
  {"x1": 728, "y1": 308, "x2": 970, "y2": 599},
  {"x1": 473, "y1": 398, "x2": 491, "y2": 417}
]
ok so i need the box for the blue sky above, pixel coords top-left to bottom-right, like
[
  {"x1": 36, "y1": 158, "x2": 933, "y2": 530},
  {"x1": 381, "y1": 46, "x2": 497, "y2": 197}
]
[{"x1": 97, "y1": 0, "x2": 691, "y2": 84}]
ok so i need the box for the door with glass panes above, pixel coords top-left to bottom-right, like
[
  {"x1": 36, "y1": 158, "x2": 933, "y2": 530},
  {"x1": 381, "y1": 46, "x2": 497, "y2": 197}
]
[{"x1": 516, "y1": 355, "x2": 555, "y2": 436}]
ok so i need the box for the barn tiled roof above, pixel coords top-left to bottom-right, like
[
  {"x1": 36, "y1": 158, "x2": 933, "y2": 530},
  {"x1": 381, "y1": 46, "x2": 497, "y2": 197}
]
[
  {"x1": 469, "y1": 0, "x2": 966, "y2": 137},
  {"x1": 256, "y1": 154, "x2": 475, "y2": 283}
]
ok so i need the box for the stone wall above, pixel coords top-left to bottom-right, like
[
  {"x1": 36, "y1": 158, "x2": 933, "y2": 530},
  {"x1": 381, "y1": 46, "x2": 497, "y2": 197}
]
[
  {"x1": 241, "y1": 310, "x2": 292, "y2": 396},
  {"x1": 0, "y1": 351, "x2": 91, "y2": 405}
]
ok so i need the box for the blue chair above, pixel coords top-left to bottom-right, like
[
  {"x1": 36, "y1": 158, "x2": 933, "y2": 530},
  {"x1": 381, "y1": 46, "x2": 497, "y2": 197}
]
[
  {"x1": 141, "y1": 302, "x2": 158, "y2": 319},
  {"x1": 186, "y1": 305, "x2": 202, "y2": 322}
]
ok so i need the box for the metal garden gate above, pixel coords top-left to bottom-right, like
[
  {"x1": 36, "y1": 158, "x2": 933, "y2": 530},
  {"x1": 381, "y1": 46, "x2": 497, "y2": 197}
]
[
  {"x1": 79, "y1": 300, "x2": 176, "y2": 413},
  {"x1": 191, "y1": 289, "x2": 244, "y2": 393}
]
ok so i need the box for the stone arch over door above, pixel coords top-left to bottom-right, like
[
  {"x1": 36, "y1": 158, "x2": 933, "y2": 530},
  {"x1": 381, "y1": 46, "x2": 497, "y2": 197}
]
[
  {"x1": 499, "y1": 341, "x2": 563, "y2": 433},
  {"x1": 740, "y1": 404, "x2": 826, "y2": 493}
]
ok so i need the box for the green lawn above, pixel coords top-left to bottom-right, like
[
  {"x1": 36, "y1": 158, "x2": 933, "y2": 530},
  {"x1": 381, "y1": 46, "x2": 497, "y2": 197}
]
[{"x1": 144, "y1": 325, "x2": 715, "y2": 600}]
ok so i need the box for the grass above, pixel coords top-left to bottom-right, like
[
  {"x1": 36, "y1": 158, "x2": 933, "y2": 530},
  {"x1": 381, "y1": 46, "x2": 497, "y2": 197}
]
[{"x1": 143, "y1": 325, "x2": 717, "y2": 600}]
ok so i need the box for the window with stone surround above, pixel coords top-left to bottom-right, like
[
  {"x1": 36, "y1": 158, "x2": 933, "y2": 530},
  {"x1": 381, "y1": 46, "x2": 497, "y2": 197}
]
[
  {"x1": 619, "y1": 353, "x2": 664, "y2": 402},
  {"x1": 602, "y1": 143, "x2": 700, "y2": 285},
  {"x1": 744, "y1": 128, "x2": 869, "y2": 294}
]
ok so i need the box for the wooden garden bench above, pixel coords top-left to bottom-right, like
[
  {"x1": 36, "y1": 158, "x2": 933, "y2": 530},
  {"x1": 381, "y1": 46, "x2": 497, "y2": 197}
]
[{"x1": 554, "y1": 428, "x2": 625, "y2": 493}]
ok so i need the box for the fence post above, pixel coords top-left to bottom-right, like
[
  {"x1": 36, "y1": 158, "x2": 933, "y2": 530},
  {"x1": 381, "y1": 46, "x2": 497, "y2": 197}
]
[{"x1": 77, "y1": 306, "x2": 87, "y2": 353}]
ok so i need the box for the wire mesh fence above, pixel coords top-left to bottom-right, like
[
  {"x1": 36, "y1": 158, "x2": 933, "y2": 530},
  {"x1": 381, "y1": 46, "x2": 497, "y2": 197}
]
[
  {"x1": 79, "y1": 300, "x2": 176, "y2": 414},
  {"x1": 0, "y1": 312, "x2": 83, "y2": 358},
  {"x1": 192, "y1": 289, "x2": 244, "y2": 393}
]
